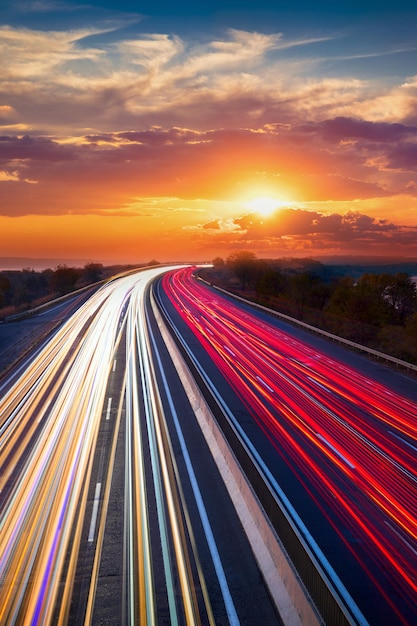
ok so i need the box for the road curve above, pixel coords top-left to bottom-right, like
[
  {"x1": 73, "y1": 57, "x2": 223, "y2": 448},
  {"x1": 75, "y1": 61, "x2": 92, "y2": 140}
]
[
  {"x1": 0, "y1": 267, "x2": 282, "y2": 626},
  {"x1": 157, "y1": 266, "x2": 417, "y2": 626}
]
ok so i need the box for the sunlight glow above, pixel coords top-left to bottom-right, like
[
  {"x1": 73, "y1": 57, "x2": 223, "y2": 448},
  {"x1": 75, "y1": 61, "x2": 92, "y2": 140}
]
[{"x1": 245, "y1": 196, "x2": 288, "y2": 217}]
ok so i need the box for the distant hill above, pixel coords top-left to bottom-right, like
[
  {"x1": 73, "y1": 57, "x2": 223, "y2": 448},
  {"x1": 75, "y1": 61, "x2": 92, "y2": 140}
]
[
  {"x1": 317, "y1": 255, "x2": 417, "y2": 264},
  {"x1": 262, "y1": 256, "x2": 417, "y2": 280},
  {"x1": 2, "y1": 255, "x2": 417, "y2": 277},
  {"x1": 316, "y1": 257, "x2": 417, "y2": 279},
  {"x1": 0, "y1": 257, "x2": 90, "y2": 271}
]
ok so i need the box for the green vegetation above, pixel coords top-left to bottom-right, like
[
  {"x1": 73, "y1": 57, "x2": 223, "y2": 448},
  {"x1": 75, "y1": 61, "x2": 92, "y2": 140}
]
[
  {"x1": 202, "y1": 252, "x2": 417, "y2": 364},
  {"x1": 0, "y1": 263, "x2": 105, "y2": 317},
  {"x1": 0, "y1": 261, "x2": 164, "y2": 319},
  {"x1": 2, "y1": 254, "x2": 416, "y2": 364},
  {"x1": 0, "y1": 262, "x2": 136, "y2": 319}
]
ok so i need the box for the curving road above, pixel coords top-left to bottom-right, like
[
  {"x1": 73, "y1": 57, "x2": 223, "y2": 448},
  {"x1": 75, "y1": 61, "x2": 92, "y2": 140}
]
[
  {"x1": 157, "y1": 266, "x2": 417, "y2": 626},
  {"x1": 2, "y1": 264, "x2": 416, "y2": 625},
  {"x1": 0, "y1": 267, "x2": 281, "y2": 626}
]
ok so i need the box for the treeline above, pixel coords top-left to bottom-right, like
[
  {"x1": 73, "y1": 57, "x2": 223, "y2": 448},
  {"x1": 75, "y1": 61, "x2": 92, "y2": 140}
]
[
  {"x1": 0, "y1": 263, "x2": 106, "y2": 316},
  {"x1": 203, "y1": 251, "x2": 417, "y2": 364},
  {"x1": 0, "y1": 261, "x2": 164, "y2": 318}
]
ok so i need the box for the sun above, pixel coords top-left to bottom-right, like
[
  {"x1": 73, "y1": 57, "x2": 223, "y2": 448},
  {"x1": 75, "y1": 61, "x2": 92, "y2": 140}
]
[{"x1": 246, "y1": 196, "x2": 286, "y2": 217}]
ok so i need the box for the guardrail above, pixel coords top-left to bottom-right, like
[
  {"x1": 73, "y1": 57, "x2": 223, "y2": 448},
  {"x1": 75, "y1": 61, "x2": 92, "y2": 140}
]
[
  {"x1": 199, "y1": 277, "x2": 417, "y2": 375},
  {"x1": 3, "y1": 264, "x2": 172, "y2": 323},
  {"x1": 152, "y1": 280, "x2": 367, "y2": 626},
  {"x1": 3, "y1": 282, "x2": 104, "y2": 323}
]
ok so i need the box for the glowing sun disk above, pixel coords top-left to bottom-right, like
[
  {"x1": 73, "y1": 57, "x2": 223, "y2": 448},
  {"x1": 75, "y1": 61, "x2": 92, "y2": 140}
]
[{"x1": 246, "y1": 196, "x2": 285, "y2": 217}]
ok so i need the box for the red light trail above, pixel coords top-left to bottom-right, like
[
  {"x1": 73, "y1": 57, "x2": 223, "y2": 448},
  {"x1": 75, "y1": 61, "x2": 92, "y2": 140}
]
[{"x1": 162, "y1": 267, "x2": 417, "y2": 623}]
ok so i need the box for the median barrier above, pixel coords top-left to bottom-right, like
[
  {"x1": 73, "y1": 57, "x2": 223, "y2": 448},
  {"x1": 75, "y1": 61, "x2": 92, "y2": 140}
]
[{"x1": 151, "y1": 287, "x2": 328, "y2": 626}]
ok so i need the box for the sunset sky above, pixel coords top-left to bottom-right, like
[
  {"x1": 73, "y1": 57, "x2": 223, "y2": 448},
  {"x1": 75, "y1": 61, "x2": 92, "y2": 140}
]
[{"x1": 1, "y1": 0, "x2": 417, "y2": 267}]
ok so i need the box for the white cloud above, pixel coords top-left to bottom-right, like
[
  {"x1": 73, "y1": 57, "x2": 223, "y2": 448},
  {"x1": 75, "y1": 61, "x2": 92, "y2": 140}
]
[
  {"x1": 0, "y1": 170, "x2": 20, "y2": 182},
  {"x1": 0, "y1": 25, "x2": 108, "y2": 80},
  {"x1": 344, "y1": 78, "x2": 417, "y2": 123},
  {"x1": 0, "y1": 22, "x2": 415, "y2": 134},
  {"x1": 0, "y1": 169, "x2": 38, "y2": 183},
  {"x1": 15, "y1": 0, "x2": 77, "y2": 12},
  {"x1": 117, "y1": 34, "x2": 184, "y2": 68}
]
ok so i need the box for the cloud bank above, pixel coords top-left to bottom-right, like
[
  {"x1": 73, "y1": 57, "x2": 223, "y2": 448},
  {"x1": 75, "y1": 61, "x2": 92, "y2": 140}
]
[{"x1": 1, "y1": 16, "x2": 416, "y2": 261}]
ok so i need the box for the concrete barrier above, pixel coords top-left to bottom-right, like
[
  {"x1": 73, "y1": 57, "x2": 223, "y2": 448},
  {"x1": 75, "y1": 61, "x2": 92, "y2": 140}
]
[{"x1": 151, "y1": 290, "x2": 323, "y2": 626}]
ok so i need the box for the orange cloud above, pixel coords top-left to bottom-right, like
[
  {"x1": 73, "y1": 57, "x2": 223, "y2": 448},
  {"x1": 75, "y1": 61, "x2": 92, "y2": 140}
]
[
  {"x1": 1, "y1": 120, "x2": 415, "y2": 219},
  {"x1": 191, "y1": 208, "x2": 417, "y2": 258},
  {"x1": 1, "y1": 18, "x2": 417, "y2": 264}
]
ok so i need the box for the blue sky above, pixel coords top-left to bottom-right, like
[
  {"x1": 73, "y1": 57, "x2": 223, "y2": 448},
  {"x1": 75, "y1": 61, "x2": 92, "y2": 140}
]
[{"x1": 1, "y1": 0, "x2": 417, "y2": 263}]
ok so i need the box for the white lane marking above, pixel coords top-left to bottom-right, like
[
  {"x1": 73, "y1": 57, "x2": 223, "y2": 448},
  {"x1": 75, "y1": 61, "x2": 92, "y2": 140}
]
[
  {"x1": 316, "y1": 433, "x2": 356, "y2": 469},
  {"x1": 88, "y1": 482, "x2": 102, "y2": 542},
  {"x1": 307, "y1": 376, "x2": 331, "y2": 393},
  {"x1": 150, "y1": 329, "x2": 240, "y2": 625},
  {"x1": 385, "y1": 521, "x2": 417, "y2": 556},
  {"x1": 105, "y1": 396, "x2": 112, "y2": 420},
  {"x1": 256, "y1": 375, "x2": 274, "y2": 393},
  {"x1": 389, "y1": 431, "x2": 417, "y2": 453},
  {"x1": 112, "y1": 359, "x2": 117, "y2": 372},
  {"x1": 155, "y1": 289, "x2": 369, "y2": 626}
]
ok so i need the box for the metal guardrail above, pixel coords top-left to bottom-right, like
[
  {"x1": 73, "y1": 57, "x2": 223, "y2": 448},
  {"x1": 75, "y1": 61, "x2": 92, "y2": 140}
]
[
  {"x1": 199, "y1": 277, "x2": 417, "y2": 375},
  {"x1": 3, "y1": 282, "x2": 103, "y2": 322},
  {"x1": 153, "y1": 279, "x2": 368, "y2": 626},
  {"x1": 3, "y1": 264, "x2": 173, "y2": 323}
]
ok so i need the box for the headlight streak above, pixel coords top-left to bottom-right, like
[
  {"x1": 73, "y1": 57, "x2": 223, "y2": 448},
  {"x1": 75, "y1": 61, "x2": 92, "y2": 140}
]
[
  {"x1": 124, "y1": 287, "x2": 156, "y2": 626},
  {"x1": 1, "y1": 264, "x2": 242, "y2": 625},
  {"x1": 136, "y1": 284, "x2": 203, "y2": 626},
  {"x1": 8, "y1": 260, "x2": 409, "y2": 624},
  {"x1": 161, "y1": 267, "x2": 417, "y2": 624},
  {"x1": 147, "y1": 289, "x2": 238, "y2": 626},
  {"x1": 0, "y1": 279, "x2": 135, "y2": 624},
  {"x1": 132, "y1": 289, "x2": 178, "y2": 626},
  {"x1": 120, "y1": 269, "x2": 226, "y2": 625},
  {"x1": 83, "y1": 369, "x2": 127, "y2": 626},
  {"x1": 1, "y1": 272, "x2": 157, "y2": 624}
]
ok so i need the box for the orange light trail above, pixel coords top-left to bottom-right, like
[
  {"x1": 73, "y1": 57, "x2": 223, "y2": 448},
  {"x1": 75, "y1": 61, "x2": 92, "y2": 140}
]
[{"x1": 162, "y1": 267, "x2": 417, "y2": 624}]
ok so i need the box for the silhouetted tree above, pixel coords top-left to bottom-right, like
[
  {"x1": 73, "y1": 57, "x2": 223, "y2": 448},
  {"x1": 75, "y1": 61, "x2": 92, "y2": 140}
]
[
  {"x1": 348, "y1": 273, "x2": 417, "y2": 326},
  {"x1": 326, "y1": 276, "x2": 354, "y2": 316},
  {"x1": 226, "y1": 251, "x2": 257, "y2": 289},
  {"x1": 212, "y1": 257, "x2": 225, "y2": 268},
  {"x1": 405, "y1": 312, "x2": 417, "y2": 340},
  {"x1": 288, "y1": 272, "x2": 321, "y2": 319},
  {"x1": 328, "y1": 275, "x2": 387, "y2": 327},
  {"x1": 21, "y1": 267, "x2": 50, "y2": 302},
  {"x1": 308, "y1": 281, "x2": 332, "y2": 311},
  {"x1": 382, "y1": 273, "x2": 417, "y2": 323},
  {"x1": 42, "y1": 268, "x2": 54, "y2": 289},
  {"x1": 354, "y1": 274, "x2": 391, "y2": 325},
  {"x1": 83, "y1": 262, "x2": 103, "y2": 284},
  {"x1": 256, "y1": 266, "x2": 286, "y2": 297},
  {"x1": 51, "y1": 265, "x2": 81, "y2": 295},
  {"x1": 0, "y1": 273, "x2": 11, "y2": 308}
]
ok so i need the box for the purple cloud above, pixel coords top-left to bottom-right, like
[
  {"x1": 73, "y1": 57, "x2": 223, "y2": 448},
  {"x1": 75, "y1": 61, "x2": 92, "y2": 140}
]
[{"x1": 314, "y1": 117, "x2": 417, "y2": 143}]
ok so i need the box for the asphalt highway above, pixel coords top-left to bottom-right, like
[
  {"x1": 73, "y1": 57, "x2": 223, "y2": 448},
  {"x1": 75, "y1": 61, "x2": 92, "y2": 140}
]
[
  {"x1": 2, "y1": 264, "x2": 416, "y2": 625},
  {"x1": 0, "y1": 267, "x2": 282, "y2": 626},
  {"x1": 157, "y1": 266, "x2": 417, "y2": 626}
]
